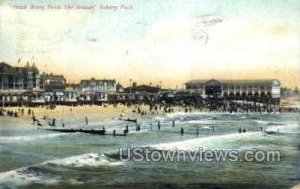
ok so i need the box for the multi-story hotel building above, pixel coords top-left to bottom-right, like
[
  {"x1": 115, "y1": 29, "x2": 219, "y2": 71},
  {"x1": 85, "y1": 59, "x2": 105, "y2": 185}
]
[
  {"x1": 78, "y1": 79, "x2": 117, "y2": 102},
  {"x1": 185, "y1": 79, "x2": 281, "y2": 104},
  {"x1": 0, "y1": 62, "x2": 40, "y2": 93},
  {"x1": 39, "y1": 73, "x2": 66, "y2": 92}
]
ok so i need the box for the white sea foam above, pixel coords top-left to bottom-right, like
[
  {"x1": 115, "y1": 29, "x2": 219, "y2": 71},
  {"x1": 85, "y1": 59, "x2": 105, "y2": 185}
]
[
  {"x1": 0, "y1": 133, "x2": 71, "y2": 143},
  {"x1": 0, "y1": 153, "x2": 123, "y2": 187},
  {"x1": 150, "y1": 132, "x2": 262, "y2": 151},
  {"x1": 187, "y1": 120, "x2": 214, "y2": 124},
  {"x1": 0, "y1": 167, "x2": 59, "y2": 187},
  {"x1": 201, "y1": 126, "x2": 212, "y2": 130},
  {"x1": 128, "y1": 129, "x2": 149, "y2": 135},
  {"x1": 266, "y1": 123, "x2": 299, "y2": 133},
  {"x1": 255, "y1": 120, "x2": 270, "y2": 125},
  {"x1": 48, "y1": 153, "x2": 123, "y2": 167},
  {"x1": 166, "y1": 111, "x2": 218, "y2": 118}
]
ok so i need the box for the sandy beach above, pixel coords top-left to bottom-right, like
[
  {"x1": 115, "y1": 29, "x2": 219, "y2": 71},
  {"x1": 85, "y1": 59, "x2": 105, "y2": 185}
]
[
  {"x1": 2, "y1": 97, "x2": 300, "y2": 130},
  {"x1": 2, "y1": 104, "x2": 189, "y2": 130}
]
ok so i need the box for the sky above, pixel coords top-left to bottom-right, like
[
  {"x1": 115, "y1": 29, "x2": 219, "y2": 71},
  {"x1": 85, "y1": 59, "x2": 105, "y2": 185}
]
[{"x1": 0, "y1": 0, "x2": 299, "y2": 88}]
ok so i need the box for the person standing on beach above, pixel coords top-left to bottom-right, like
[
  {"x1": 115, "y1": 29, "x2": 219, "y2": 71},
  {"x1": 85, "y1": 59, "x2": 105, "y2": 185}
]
[
  {"x1": 52, "y1": 118, "x2": 56, "y2": 127},
  {"x1": 32, "y1": 115, "x2": 36, "y2": 125},
  {"x1": 85, "y1": 116, "x2": 88, "y2": 125}
]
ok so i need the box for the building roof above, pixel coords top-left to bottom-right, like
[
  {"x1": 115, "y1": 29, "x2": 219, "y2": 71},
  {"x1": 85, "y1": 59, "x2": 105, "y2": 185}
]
[
  {"x1": 80, "y1": 79, "x2": 116, "y2": 85},
  {"x1": 0, "y1": 62, "x2": 39, "y2": 75},
  {"x1": 0, "y1": 62, "x2": 15, "y2": 75},
  {"x1": 40, "y1": 73, "x2": 65, "y2": 79},
  {"x1": 186, "y1": 79, "x2": 280, "y2": 86},
  {"x1": 124, "y1": 85, "x2": 160, "y2": 93}
]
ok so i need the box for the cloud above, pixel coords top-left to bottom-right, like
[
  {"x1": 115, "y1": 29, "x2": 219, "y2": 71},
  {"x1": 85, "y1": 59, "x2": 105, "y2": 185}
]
[{"x1": 0, "y1": 5, "x2": 299, "y2": 88}]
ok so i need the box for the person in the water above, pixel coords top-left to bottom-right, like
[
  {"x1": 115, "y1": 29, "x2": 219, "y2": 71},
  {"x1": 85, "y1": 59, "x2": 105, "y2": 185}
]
[{"x1": 243, "y1": 126, "x2": 246, "y2": 133}]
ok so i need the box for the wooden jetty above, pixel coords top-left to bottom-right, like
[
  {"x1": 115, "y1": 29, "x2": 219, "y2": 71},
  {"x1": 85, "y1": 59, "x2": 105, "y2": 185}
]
[
  {"x1": 45, "y1": 128, "x2": 106, "y2": 135},
  {"x1": 119, "y1": 117, "x2": 137, "y2": 123},
  {"x1": 45, "y1": 128, "x2": 126, "y2": 136}
]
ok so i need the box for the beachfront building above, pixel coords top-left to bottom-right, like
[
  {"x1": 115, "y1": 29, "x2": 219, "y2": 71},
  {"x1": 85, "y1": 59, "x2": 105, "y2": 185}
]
[
  {"x1": 123, "y1": 85, "x2": 160, "y2": 103},
  {"x1": 185, "y1": 79, "x2": 281, "y2": 104},
  {"x1": 64, "y1": 84, "x2": 79, "y2": 103},
  {"x1": 39, "y1": 73, "x2": 67, "y2": 102},
  {"x1": 0, "y1": 62, "x2": 40, "y2": 93},
  {"x1": 40, "y1": 73, "x2": 66, "y2": 92},
  {"x1": 78, "y1": 78, "x2": 117, "y2": 102}
]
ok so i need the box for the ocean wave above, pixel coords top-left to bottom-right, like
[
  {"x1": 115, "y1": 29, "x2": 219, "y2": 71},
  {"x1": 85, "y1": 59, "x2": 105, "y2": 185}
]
[
  {"x1": 0, "y1": 133, "x2": 72, "y2": 143},
  {"x1": 167, "y1": 112, "x2": 250, "y2": 121},
  {"x1": 0, "y1": 166, "x2": 59, "y2": 188},
  {"x1": 47, "y1": 153, "x2": 123, "y2": 168},
  {"x1": 255, "y1": 120, "x2": 271, "y2": 125},
  {"x1": 201, "y1": 126, "x2": 212, "y2": 130},
  {"x1": 127, "y1": 129, "x2": 149, "y2": 135},
  {"x1": 0, "y1": 153, "x2": 123, "y2": 187},
  {"x1": 166, "y1": 111, "x2": 220, "y2": 118},
  {"x1": 255, "y1": 120, "x2": 286, "y2": 126},
  {"x1": 186, "y1": 120, "x2": 214, "y2": 124},
  {"x1": 149, "y1": 132, "x2": 262, "y2": 151},
  {"x1": 266, "y1": 123, "x2": 299, "y2": 133}
]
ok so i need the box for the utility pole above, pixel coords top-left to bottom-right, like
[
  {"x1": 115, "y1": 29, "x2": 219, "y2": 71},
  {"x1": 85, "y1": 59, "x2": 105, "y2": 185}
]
[{"x1": 129, "y1": 79, "x2": 132, "y2": 94}]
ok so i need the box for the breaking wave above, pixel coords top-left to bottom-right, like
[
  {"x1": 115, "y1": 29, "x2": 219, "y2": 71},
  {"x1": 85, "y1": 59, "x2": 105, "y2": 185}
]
[
  {"x1": 149, "y1": 132, "x2": 263, "y2": 151},
  {"x1": 187, "y1": 120, "x2": 214, "y2": 124},
  {"x1": 0, "y1": 133, "x2": 72, "y2": 143},
  {"x1": 0, "y1": 153, "x2": 123, "y2": 188},
  {"x1": 47, "y1": 153, "x2": 123, "y2": 168},
  {"x1": 266, "y1": 123, "x2": 299, "y2": 134}
]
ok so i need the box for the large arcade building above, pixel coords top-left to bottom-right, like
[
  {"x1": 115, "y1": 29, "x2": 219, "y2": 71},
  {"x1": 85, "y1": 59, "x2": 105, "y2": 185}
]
[{"x1": 185, "y1": 79, "x2": 281, "y2": 104}]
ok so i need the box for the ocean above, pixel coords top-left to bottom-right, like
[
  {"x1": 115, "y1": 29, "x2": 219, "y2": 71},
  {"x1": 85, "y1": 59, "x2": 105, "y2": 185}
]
[{"x1": 0, "y1": 106, "x2": 299, "y2": 188}]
